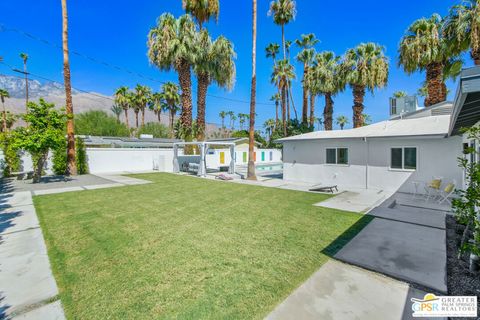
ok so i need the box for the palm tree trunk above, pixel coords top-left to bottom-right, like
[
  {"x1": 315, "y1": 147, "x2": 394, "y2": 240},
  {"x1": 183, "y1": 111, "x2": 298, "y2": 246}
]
[
  {"x1": 196, "y1": 72, "x2": 209, "y2": 141},
  {"x1": 281, "y1": 86, "x2": 287, "y2": 136},
  {"x1": 169, "y1": 108, "x2": 175, "y2": 138},
  {"x1": 61, "y1": 0, "x2": 77, "y2": 176},
  {"x1": 302, "y1": 64, "x2": 308, "y2": 124},
  {"x1": 247, "y1": 0, "x2": 257, "y2": 180},
  {"x1": 323, "y1": 93, "x2": 333, "y2": 130},
  {"x1": 177, "y1": 59, "x2": 193, "y2": 140},
  {"x1": 471, "y1": 49, "x2": 480, "y2": 66},
  {"x1": 275, "y1": 101, "x2": 279, "y2": 128},
  {"x1": 310, "y1": 93, "x2": 316, "y2": 128},
  {"x1": 425, "y1": 62, "x2": 444, "y2": 107},
  {"x1": 124, "y1": 108, "x2": 129, "y2": 128},
  {"x1": 289, "y1": 84, "x2": 297, "y2": 120},
  {"x1": 281, "y1": 24, "x2": 286, "y2": 60},
  {"x1": 352, "y1": 85, "x2": 365, "y2": 128},
  {"x1": 141, "y1": 108, "x2": 145, "y2": 126},
  {"x1": 286, "y1": 87, "x2": 290, "y2": 120},
  {"x1": 135, "y1": 111, "x2": 139, "y2": 128},
  {"x1": 157, "y1": 111, "x2": 161, "y2": 123}
]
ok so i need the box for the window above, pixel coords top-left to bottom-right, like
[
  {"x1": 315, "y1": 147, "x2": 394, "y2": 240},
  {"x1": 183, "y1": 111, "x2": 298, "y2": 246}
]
[
  {"x1": 326, "y1": 148, "x2": 348, "y2": 165},
  {"x1": 391, "y1": 147, "x2": 417, "y2": 170}
]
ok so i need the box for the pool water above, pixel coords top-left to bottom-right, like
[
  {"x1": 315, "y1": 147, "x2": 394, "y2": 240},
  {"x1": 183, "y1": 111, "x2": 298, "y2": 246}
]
[{"x1": 256, "y1": 163, "x2": 283, "y2": 172}]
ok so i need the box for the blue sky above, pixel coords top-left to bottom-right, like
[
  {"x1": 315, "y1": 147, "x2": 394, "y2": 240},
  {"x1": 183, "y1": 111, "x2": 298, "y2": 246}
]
[{"x1": 0, "y1": 0, "x2": 471, "y2": 130}]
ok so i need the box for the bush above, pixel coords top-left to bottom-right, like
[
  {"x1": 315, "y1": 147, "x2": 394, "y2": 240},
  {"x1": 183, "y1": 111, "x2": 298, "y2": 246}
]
[
  {"x1": 52, "y1": 139, "x2": 67, "y2": 175},
  {"x1": 76, "y1": 137, "x2": 89, "y2": 175},
  {"x1": 136, "y1": 122, "x2": 169, "y2": 138},
  {"x1": 75, "y1": 110, "x2": 129, "y2": 137},
  {"x1": 0, "y1": 131, "x2": 20, "y2": 177}
]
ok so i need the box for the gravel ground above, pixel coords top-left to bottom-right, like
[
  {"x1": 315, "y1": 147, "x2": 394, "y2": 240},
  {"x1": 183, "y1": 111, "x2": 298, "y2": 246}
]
[{"x1": 446, "y1": 215, "x2": 480, "y2": 319}]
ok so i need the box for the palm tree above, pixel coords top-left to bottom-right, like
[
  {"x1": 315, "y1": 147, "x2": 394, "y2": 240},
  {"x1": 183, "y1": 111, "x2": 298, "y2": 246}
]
[
  {"x1": 219, "y1": 110, "x2": 227, "y2": 129},
  {"x1": 268, "y1": 0, "x2": 296, "y2": 60},
  {"x1": 399, "y1": 14, "x2": 454, "y2": 107},
  {"x1": 226, "y1": 111, "x2": 234, "y2": 130},
  {"x1": 271, "y1": 59, "x2": 295, "y2": 136},
  {"x1": 270, "y1": 93, "x2": 281, "y2": 126},
  {"x1": 161, "y1": 82, "x2": 181, "y2": 138},
  {"x1": 344, "y1": 43, "x2": 389, "y2": 128},
  {"x1": 114, "y1": 86, "x2": 131, "y2": 128},
  {"x1": 393, "y1": 91, "x2": 408, "y2": 98},
  {"x1": 238, "y1": 113, "x2": 247, "y2": 130},
  {"x1": 315, "y1": 117, "x2": 323, "y2": 130},
  {"x1": 182, "y1": 0, "x2": 219, "y2": 30},
  {"x1": 266, "y1": 43, "x2": 280, "y2": 63},
  {"x1": 336, "y1": 115, "x2": 349, "y2": 130},
  {"x1": 444, "y1": 0, "x2": 480, "y2": 65},
  {"x1": 19, "y1": 53, "x2": 29, "y2": 108},
  {"x1": 362, "y1": 113, "x2": 372, "y2": 126},
  {"x1": 2, "y1": 111, "x2": 16, "y2": 132},
  {"x1": 0, "y1": 89, "x2": 10, "y2": 132},
  {"x1": 61, "y1": 0, "x2": 76, "y2": 176},
  {"x1": 296, "y1": 33, "x2": 319, "y2": 124},
  {"x1": 264, "y1": 118, "x2": 275, "y2": 142},
  {"x1": 134, "y1": 84, "x2": 151, "y2": 127},
  {"x1": 195, "y1": 31, "x2": 236, "y2": 141},
  {"x1": 309, "y1": 51, "x2": 345, "y2": 130},
  {"x1": 247, "y1": 0, "x2": 257, "y2": 180},
  {"x1": 148, "y1": 14, "x2": 197, "y2": 143},
  {"x1": 149, "y1": 92, "x2": 163, "y2": 123},
  {"x1": 111, "y1": 104, "x2": 123, "y2": 122}
]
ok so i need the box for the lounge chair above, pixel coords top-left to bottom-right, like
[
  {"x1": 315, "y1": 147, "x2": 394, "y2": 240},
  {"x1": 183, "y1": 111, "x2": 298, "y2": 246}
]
[
  {"x1": 424, "y1": 177, "x2": 443, "y2": 201},
  {"x1": 215, "y1": 174, "x2": 233, "y2": 181},
  {"x1": 437, "y1": 180, "x2": 456, "y2": 205},
  {"x1": 309, "y1": 184, "x2": 338, "y2": 193}
]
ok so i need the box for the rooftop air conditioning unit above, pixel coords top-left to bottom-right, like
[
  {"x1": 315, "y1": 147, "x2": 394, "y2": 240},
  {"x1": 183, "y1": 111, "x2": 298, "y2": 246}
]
[{"x1": 389, "y1": 95, "x2": 419, "y2": 117}]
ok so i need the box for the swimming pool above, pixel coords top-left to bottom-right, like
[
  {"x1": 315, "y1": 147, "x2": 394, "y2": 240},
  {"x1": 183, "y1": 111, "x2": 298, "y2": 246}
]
[{"x1": 255, "y1": 163, "x2": 283, "y2": 172}]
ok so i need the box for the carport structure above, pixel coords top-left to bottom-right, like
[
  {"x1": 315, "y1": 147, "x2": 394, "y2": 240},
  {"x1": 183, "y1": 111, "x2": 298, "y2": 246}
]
[{"x1": 172, "y1": 141, "x2": 235, "y2": 177}]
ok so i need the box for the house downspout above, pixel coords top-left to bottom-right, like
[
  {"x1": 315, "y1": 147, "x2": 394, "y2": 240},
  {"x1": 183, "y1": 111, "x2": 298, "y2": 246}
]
[{"x1": 364, "y1": 137, "x2": 369, "y2": 189}]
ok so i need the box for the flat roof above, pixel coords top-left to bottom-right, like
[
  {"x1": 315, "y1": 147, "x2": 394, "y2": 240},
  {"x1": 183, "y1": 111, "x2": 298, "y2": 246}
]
[
  {"x1": 449, "y1": 66, "x2": 480, "y2": 135},
  {"x1": 276, "y1": 115, "x2": 451, "y2": 142}
]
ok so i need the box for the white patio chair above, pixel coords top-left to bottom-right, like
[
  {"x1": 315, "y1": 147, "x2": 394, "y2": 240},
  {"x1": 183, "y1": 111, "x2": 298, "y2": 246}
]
[
  {"x1": 437, "y1": 180, "x2": 456, "y2": 205},
  {"x1": 424, "y1": 177, "x2": 443, "y2": 202}
]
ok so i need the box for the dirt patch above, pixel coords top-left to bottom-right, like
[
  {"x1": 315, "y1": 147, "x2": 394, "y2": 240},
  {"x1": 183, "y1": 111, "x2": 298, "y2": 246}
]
[{"x1": 446, "y1": 215, "x2": 480, "y2": 318}]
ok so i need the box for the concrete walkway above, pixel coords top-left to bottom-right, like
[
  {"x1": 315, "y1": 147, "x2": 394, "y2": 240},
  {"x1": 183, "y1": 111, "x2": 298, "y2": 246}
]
[
  {"x1": 266, "y1": 260, "x2": 439, "y2": 320},
  {"x1": 0, "y1": 173, "x2": 151, "y2": 319}
]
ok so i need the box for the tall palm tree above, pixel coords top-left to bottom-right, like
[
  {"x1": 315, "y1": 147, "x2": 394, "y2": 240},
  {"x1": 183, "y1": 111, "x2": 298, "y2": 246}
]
[
  {"x1": 19, "y1": 53, "x2": 29, "y2": 109},
  {"x1": 270, "y1": 93, "x2": 281, "y2": 126},
  {"x1": 226, "y1": 111, "x2": 235, "y2": 130},
  {"x1": 149, "y1": 92, "x2": 163, "y2": 123},
  {"x1": 315, "y1": 117, "x2": 323, "y2": 130},
  {"x1": 336, "y1": 115, "x2": 349, "y2": 130},
  {"x1": 61, "y1": 0, "x2": 77, "y2": 176},
  {"x1": 444, "y1": 0, "x2": 480, "y2": 65},
  {"x1": 219, "y1": 111, "x2": 227, "y2": 129},
  {"x1": 182, "y1": 0, "x2": 219, "y2": 30},
  {"x1": 134, "y1": 84, "x2": 151, "y2": 127},
  {"x1": 238, "y1": 113, "x2": 247, "y2": 130},
  {"x1": 271, "y1": 59, "x2": 295, "y2": 135},
  {"x1": 362, "y1": 113, "x2": 372, "y2": 126},
  {"x1": 309, "y1": 51, "x2": 346, "y2": 130},
  {"x1": 266, "y1": 43, "x2": 280, "y2": 63},
  {"x1": 194, "y1": 30, "x2": 236, "y2": 141},
  {"x1": 161, "y1": 82, "x2": 181, "y2": 138},
  {"x1": 148, "y1": 14, "x2": 197, "y2": 143},
  {"x1": 264, "y1": 118, "x2": 275, "y2": 142},
  {"x1": 110, "y1": 104, "x2": 123, "y2": 122},
  {"x1": 296, "y1": 33, "x2": 319, "y2": 124},
  {"x1": 247, "y1": 0, "x2": 257, "y2": 180},
  {"x1": 399, "y1": 14, "x2": 454, "y2": 107},
  {"x1": 268, "y1": 0, "x2": 296, "y2": 60},
  {"x1": 344, "y1": 43, "x2": 389, "y2": 128},
  {"x1": 114, "y1": 86, "x2": 131, "y2": 128},
  {"x1": 0, "y1": 89, "x2": 9, "y2": 132}
]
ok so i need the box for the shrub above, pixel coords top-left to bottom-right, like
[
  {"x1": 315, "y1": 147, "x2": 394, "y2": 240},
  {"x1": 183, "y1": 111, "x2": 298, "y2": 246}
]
[
  {"x1": 137, "y1": 122, "x2": 169, "y2": 138},
  {"x1": 75, "y1": 110, "x2": 129, "y2": 137},
  {"x1": 76, "y1": 137, "x2": 89, "y2": 175},
  {"x1": 0, "y1": 131, "x2": 20, "y2": 177},
  {"x1": 52, "y1": 139, "x2": 67, "y2": 175}
]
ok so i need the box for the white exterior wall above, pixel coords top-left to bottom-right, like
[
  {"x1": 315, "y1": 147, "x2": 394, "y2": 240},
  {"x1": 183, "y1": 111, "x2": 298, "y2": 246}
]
[
  {"x1": 86, "y1": 148, "x2": 174, "y2": 174},
  {"x1": 283, "y1": 136, "x2": 463, "y2": 193},
  {"x1": 205, "y1": 146, "x2": 282, "y2": 169}
]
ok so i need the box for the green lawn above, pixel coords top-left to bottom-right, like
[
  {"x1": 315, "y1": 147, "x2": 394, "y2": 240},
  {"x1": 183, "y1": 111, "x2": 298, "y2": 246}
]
[{"x1": 34, "y1": 173, "x2": 367, "y2": 319}]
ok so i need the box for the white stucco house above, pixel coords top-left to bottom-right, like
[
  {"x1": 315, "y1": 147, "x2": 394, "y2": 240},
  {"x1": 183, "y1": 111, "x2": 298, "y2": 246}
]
[{"x1": 277, "y1": 102, "x2": 464, "y2": 194}]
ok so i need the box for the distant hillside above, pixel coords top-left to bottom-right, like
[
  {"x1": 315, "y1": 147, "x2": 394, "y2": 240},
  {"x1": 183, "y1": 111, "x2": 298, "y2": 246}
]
[{"x1": 0, "y1": 75, "x2": 219, "y2": 134}]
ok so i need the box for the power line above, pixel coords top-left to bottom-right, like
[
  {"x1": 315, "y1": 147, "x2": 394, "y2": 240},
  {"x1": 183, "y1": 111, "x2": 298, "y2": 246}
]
[{"x1": 0, "y1": 23, "x2": 275, "y2": 107}]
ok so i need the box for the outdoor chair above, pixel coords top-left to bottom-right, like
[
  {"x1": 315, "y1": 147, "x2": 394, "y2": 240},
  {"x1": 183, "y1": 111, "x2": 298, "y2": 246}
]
[
  {"x1": 424, "y1": 177, "x2": 443, "y2": 202},
  {"x1": 437, "y1": 180, "x2": 456, "y2": 205}
]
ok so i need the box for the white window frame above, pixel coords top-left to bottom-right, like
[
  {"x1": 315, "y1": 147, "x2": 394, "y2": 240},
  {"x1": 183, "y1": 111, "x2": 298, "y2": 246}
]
[
  {"x1": 325, "y1": 147, "x2": 349, "y2": 166},
  {"x1": 390, "y1": 146, "x2": 417, "y2": 171}
]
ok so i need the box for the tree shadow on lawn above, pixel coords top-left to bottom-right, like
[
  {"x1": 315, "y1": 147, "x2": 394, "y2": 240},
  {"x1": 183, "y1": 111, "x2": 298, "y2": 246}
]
[{"x1": 322, "y1": 214, "x2": 374, "y2": 257}]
